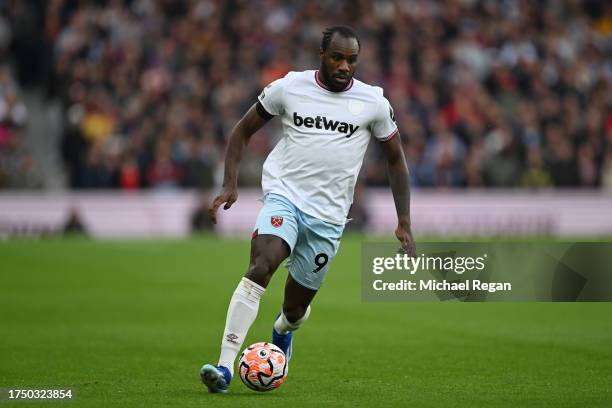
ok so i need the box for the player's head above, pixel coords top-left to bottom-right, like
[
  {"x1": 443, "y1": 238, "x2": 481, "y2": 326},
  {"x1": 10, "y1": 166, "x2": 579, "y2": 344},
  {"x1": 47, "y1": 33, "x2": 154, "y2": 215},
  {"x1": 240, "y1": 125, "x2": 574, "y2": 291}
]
[{"x1": 319, "y1": 25, "x2": 360, "y2": 92}]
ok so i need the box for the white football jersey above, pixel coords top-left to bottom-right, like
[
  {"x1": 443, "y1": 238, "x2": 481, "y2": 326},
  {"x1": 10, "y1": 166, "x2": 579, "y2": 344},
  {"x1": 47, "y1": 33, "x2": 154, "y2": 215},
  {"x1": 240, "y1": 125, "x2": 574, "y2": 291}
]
[{"x1": 257, "y1": 70, "x2": 398, "y2": 225}]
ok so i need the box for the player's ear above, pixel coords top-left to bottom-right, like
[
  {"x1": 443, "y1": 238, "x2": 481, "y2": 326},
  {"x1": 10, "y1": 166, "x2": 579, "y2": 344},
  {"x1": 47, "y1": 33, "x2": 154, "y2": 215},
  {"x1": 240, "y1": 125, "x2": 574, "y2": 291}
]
[{"x1": 319, "y1": 48, "x2": 324, "y2": 61}]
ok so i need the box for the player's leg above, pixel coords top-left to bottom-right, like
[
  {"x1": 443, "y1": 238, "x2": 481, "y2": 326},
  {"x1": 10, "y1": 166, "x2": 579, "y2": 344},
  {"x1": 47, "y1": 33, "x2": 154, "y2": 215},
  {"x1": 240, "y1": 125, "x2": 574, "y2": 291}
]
[
  {"x1": 272, "y1": 275, "x2": 316, "y2": 360},
  {"x1": 216, "y1": 234, "x2": 290, "y2": 369},
  {"x1": 201, "y1": 236, "x2": 291, "y2": 393},
  {"x1": 201, "y1": 194, "x2": 298, "y2": 393},
  {"x1": 272, "y1": 211, "x2": 344, "y2": 360},
  {"x1": 282, "y1": 274, "x2": 317, "y2": 324},
  {"x1": 245, "y1": 234, "x2": 291, "y2": 287}
]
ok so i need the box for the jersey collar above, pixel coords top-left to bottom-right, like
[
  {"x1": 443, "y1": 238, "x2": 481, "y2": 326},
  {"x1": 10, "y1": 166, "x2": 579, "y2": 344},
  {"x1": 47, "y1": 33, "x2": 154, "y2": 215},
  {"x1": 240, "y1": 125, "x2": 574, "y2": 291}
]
[{"x1": 314, "y1": 70, "x2": 354, "y2": 92}]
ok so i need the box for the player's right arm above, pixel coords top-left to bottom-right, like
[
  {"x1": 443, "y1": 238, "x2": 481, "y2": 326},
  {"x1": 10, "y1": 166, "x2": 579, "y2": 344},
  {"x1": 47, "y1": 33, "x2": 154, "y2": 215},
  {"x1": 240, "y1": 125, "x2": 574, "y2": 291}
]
[
  {"x1": 208, "y1": 102, "x2": 272, "y2": 224},
  {"x1": 209, "y1": 73, "x2": 291, "y2": 223}
]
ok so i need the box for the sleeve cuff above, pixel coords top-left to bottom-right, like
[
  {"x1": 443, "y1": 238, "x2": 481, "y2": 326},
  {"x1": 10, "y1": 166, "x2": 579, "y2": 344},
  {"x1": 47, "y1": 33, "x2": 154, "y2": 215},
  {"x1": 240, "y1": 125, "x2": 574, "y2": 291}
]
[
  {"x1": 378, "y1": 128, "x2": 399, "y2": 142},
  {"x1": 256, "y1": 101, "x2": 274, "y2": 120}
]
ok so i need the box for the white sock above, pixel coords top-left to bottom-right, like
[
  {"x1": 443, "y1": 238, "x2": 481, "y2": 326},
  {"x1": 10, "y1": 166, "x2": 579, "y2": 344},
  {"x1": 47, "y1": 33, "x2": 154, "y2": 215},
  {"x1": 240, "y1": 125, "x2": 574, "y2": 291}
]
[
  {"x1": 273, "y1": 305, "x2": 311, "y2": 335},
  {"x1": 218, "y1": 277, "x2": 265, "y2": 376}
]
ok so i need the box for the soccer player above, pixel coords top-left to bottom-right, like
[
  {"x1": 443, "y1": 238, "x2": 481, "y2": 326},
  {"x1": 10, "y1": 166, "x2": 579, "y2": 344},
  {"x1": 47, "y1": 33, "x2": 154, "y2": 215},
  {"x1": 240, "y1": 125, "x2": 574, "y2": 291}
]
[{"x1": 200, "y1": 25, "x2": 416, "y2": 393}]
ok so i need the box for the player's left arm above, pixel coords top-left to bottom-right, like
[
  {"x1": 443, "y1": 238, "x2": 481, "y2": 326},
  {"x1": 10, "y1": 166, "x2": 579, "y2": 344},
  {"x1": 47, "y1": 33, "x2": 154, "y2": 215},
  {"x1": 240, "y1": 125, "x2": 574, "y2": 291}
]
[{"x1": 379, "y1": 133, "x2": 416, "y2": 256}]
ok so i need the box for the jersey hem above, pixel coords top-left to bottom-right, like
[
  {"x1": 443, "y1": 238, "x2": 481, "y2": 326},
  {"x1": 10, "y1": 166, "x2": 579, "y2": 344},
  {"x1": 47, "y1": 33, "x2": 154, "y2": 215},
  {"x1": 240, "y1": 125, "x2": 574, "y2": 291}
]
[{"x1": 264, "y1": 190, "x2": 348, "y2": 226}]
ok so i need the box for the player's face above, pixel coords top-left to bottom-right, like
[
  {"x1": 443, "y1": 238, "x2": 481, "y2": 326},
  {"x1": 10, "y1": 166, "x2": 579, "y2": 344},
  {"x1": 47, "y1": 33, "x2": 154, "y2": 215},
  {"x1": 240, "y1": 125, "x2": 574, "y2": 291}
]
[{"x1": 319, "y1": 34, "x2": 359, "y2": 91}]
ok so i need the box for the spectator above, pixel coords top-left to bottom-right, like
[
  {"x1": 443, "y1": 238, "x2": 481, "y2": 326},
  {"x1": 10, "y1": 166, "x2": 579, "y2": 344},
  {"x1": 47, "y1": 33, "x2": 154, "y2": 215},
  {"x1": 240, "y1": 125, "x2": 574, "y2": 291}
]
[
  {"x1": 601, "y1": 147, "x2": 612, "y2": 191},
  {"x1": 62, "y1": 207, "x2": 87, "y2": 236},
  {"x1": 147, "y1": 139, "x2": 181, "y2": 190},
  {"x1": 0, "y1": 62, "x2": 37, "y2": 189},
  {"x1": 521, "y1": 147, "x2": 553, "y2": 188},
  {"x1": 191, "y1": 195, "x2": 215, "y2": 233}
]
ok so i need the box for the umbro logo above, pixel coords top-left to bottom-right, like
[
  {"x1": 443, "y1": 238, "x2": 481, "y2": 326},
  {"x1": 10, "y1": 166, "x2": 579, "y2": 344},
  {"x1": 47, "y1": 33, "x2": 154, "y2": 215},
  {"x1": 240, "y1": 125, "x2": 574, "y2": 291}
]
[
  {"x1": 293, "y1": 112, "x2": 359, "y2": 138},
  {"x1": 225, "y1": 333, "x2": 239, "y2": 344}
]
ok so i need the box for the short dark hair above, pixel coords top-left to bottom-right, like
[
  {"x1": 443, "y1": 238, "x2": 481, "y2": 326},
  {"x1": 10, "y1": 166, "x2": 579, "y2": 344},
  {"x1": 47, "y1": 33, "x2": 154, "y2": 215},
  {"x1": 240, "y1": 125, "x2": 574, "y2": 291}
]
[{"x1": 321, "y1": 25, "x2": 360, "y2": 52}]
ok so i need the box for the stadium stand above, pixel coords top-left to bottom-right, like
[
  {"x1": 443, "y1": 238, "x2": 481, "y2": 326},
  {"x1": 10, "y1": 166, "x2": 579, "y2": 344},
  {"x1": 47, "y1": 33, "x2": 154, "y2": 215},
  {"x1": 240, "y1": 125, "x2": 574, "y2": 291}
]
[{"x1": 0, "y1": 0, "x2": 611, "y2": 190}]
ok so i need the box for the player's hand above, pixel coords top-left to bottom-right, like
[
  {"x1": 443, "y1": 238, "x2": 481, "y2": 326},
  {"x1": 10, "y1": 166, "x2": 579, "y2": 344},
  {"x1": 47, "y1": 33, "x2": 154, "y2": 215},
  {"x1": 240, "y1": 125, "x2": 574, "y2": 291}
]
[
  {"x1": 395, "y1": 222, "x2": 416, "y2": 257},
  {"x1": 208, "y1": 187, "x2": 238, "y2": 224}
]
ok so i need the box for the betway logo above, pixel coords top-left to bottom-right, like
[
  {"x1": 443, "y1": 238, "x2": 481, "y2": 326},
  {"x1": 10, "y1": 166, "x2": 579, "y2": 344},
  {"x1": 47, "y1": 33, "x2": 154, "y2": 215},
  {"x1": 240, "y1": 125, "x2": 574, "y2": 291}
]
[{"x1": 293, "y1": 112, "x2": 359, "y2": 138}]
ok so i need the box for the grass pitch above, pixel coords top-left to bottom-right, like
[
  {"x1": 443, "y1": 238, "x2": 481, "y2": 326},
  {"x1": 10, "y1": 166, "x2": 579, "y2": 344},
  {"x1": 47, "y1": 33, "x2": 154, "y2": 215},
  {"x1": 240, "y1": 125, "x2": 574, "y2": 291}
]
[{"x1": 1, "y1": 235, "x2": 611, "y2": 407}]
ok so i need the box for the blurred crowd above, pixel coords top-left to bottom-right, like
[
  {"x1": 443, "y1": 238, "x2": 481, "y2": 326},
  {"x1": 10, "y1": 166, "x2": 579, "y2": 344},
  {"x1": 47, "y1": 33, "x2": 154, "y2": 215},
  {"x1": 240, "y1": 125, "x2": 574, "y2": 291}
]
[
  {"x1": 2, "y1": 0, "x2": 612, "y2": 190},
  {"x1": 0, "y1": 62, "x2": 35, "y2": 188},
  {"x1": 0, "y1": 2, "x2": 36, "y2": 189}
]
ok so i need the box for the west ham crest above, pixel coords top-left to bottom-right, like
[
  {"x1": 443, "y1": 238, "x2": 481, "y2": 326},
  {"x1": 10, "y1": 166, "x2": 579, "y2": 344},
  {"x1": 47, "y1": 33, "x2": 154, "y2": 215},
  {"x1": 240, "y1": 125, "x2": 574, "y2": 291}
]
[{"x1": 271, "y1": 216, "x2": 283, "y2": 228}]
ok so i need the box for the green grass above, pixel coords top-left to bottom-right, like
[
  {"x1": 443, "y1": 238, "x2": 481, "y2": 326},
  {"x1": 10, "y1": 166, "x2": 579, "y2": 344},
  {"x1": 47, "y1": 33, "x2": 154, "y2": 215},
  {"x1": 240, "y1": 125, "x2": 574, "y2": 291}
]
[{"x1": 0, "y1": 235, "x2": 611, "y2": 407}]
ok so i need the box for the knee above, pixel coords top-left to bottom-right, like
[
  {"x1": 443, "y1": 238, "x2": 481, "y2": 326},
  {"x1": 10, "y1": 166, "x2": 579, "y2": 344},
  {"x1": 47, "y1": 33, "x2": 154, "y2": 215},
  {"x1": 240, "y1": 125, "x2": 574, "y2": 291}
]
[{"x1": 246, "y1": 255, "x2": 278, "y2": 286}]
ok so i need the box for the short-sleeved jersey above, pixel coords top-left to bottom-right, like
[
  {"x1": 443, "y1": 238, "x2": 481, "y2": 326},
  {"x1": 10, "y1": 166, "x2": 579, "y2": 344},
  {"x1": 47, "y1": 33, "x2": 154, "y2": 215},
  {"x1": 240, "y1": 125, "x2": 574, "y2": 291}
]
[{"x1": 257, "y1": 70, "x2": 398, "y2": 225}]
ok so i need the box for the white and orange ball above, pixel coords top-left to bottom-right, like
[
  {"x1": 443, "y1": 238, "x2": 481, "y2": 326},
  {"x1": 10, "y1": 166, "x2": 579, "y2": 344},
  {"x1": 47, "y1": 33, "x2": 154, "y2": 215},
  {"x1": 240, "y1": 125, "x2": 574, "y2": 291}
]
[{"x1": 238, "y1": 342, "x2": 287, "y2": 391}]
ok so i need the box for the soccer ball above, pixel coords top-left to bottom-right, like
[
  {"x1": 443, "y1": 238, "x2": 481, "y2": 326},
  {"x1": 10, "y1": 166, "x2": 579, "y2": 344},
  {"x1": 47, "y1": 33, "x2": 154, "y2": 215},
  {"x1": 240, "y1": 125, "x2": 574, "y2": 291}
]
[{"x1": 238, "y1": 342, "x2": 288, "y2": 391}]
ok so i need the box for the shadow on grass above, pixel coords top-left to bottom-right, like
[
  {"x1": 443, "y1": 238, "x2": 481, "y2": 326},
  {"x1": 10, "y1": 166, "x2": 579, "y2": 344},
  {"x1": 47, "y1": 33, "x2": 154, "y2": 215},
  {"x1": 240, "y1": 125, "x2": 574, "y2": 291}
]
[{"x1": 167, "y1": 387, "x2": 283, "y2": 399}]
